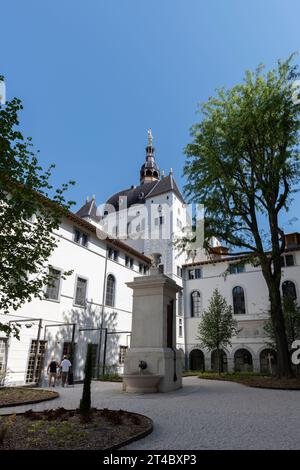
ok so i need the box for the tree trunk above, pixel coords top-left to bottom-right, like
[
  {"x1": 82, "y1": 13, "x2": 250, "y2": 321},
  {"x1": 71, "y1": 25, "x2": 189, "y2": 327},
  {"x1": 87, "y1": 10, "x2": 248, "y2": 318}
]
[
  {"x1": 259, "y1": 216, "x2": 294, "y2": 379},
  {"x1": 268, "y1": 283, "x2": 294, "y2": 378},
  {"x1": 217, "y1": 348, "x2": 221, "y2": 376}
]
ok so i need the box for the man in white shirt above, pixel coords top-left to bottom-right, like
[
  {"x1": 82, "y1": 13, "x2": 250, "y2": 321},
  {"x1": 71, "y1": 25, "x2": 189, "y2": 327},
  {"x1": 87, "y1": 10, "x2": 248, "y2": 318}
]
[{"x1": 60, "y1": 356, "x2": 72, "y2": 387}]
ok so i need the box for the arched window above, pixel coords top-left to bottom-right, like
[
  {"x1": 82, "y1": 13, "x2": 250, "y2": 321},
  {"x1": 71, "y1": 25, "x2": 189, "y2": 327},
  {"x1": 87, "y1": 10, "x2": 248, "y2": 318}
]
[
  {"x1": 282, "y1": 281, "x2": 297, "y2": 300},
  {"x1": 191, "y1": 291, "x2": 201, "y2": 317},
  {"x1": 105, "y1": 274, "x2": 115, "y2": 307},
  {"x1": 232, "y1": 286, "x2": 246, "y2": 314}
]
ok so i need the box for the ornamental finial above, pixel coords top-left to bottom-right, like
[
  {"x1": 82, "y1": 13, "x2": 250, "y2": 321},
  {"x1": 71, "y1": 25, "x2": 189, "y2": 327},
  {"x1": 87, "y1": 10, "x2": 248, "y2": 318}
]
[{"x1": 147, "y1": 128, "x2": 153, "y2": 147}]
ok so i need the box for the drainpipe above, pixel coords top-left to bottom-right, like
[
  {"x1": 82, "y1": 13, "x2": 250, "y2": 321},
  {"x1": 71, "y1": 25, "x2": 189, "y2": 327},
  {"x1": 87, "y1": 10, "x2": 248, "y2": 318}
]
[
  {"x1": 102, "y1": 328, "x2": 108, "y2": 376},
  {"x1": 97, "y1": 249, "x2": 108, "y2": 377},
  {"x1": 183, "y1": 272, "x2": 189, "y2": 370}
]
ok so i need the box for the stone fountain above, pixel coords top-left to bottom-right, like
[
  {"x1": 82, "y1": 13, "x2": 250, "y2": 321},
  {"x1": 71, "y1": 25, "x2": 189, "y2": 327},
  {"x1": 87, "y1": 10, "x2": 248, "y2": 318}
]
[{"x1": 122, "y1": 253, "x2": 182, "y2": 393}]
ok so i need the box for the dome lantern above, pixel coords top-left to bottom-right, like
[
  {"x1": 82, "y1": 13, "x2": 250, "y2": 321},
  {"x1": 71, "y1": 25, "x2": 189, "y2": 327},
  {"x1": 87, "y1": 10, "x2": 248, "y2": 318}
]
[{"x1": 140, "y1": 129, "x2": 160, "y2": 184}]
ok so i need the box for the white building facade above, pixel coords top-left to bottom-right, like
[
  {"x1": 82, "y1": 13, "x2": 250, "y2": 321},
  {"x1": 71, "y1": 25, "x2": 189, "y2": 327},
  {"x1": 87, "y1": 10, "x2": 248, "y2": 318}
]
[{"x1": 1, "y1": 132, "x2": 300, "y2": 384}]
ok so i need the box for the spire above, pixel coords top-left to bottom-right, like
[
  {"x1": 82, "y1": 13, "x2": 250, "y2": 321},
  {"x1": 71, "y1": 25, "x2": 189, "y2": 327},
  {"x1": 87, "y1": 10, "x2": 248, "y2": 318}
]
[
  {"x1": 140, "y1": 129, "x2": 160, "y2": 184},
  {"x1": 147, "y1": 128, "x2": 153, "y2": 147}
]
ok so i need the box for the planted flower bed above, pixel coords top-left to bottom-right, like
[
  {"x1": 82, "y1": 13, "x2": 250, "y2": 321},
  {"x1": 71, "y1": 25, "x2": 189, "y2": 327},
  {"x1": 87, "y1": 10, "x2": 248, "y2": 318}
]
[
  {"x1": 0, "y1": 407, "x2": 153, "y2": 450},
  {"x1": 0, "y1": 388, "x2": 58, "y2": 408}
]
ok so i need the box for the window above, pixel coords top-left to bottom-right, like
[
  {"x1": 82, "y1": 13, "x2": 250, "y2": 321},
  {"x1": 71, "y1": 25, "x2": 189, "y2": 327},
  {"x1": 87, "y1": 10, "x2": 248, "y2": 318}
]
[
  {"x1": 45, "y1": 267, "x2": 61, "y2": 301},
  {"x1": 281, "y1": 254, "x2": 295, "y2": 267},
  {"x1": 177, "y1": 218, "x2": 182, "y2": 229},
  {"x1": 74, "y1": 228, "x2": 88, "y2": 247},
  {"x1": 178, "y1": 291, "x2": 183, "y2": 316},
  {"x1": 75, "y1": 277, "x2": 87, "y2": 306},
  {"x1": 108, "y1": 247, "x2": 118, "y2": 261},
  {"x1": 177, "y1": 266, "x2": 183, "y2": 278},
  {"x1": 26, "y1": 340, "x2": 47, "y2": 383},
  {"x1": 229, "y1": 264, "x2": 245, "y2": 274},
  {"x1": 144, "y1": 265, "x2": 148, "y2": 275},
  {"x1": 62, "y1": 342, "x2": 73, "y2": 359},
  {"x1": 158, "y1": 264, "x2": 164, "y2": 274},
  {"x1": 139, "y1": 263, "x2": 145, "y2": 273},
  {"x1": 0, "y1": 339, "x2": 7, "y2": 385},
  {"x1": 154, "y1": 216, "x2": 164, "y2": 226},
  {"x1": 119, "y1": 346, "x2": 128, "y2": 365},
  {"x1": 233, "y1": 286, "x2": 246, "y2": 314},
  {"x1": 179, "y1": 319, "x2": 183, "y2": 337},
  {"x1": 105, "y1": 274, "x2": 116, "y2": 307},
  {"x1": 282, "y1": 280, "x2": 297, "y2": 300},
  {"x1": 191, "y1": 291, "x2": 201, "y2": 317},
  {"x1": 188, "y1": 268, "x2": 202, "y2": 280},
  {"x1": 125, "y1": 255, "x2": 134, "y2": 269},
  {"x1": 74, "y1": 229, "x2": 81, "y2": 244}
]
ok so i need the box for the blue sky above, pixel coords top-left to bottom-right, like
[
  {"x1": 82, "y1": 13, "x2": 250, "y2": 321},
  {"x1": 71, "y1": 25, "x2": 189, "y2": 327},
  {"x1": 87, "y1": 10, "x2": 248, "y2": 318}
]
[{"x1": 0, "y1": 0, "x2": 299, "y2": 231}]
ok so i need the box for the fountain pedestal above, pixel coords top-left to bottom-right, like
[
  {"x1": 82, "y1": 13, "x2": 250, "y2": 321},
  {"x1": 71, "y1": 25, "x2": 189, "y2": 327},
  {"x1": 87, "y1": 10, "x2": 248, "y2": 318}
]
[{"x1": 123, "y1": 270, "x2": 182, "y2": 393}]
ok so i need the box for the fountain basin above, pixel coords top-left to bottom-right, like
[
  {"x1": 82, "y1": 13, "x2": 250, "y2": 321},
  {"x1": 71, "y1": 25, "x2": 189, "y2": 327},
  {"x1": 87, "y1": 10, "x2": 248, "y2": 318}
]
[{"x1": 122, "y1": 374, "x2": 162, "y2": 393}]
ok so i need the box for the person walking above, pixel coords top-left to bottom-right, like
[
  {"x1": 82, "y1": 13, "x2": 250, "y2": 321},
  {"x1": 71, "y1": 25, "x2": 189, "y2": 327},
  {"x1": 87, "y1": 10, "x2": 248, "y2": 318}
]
[
  {"x1": 47, "y1": 358, "x2": 59, "y2": 387},
  {"x1": 60, "y1": 355, "x2": 72, "y2": 387}
]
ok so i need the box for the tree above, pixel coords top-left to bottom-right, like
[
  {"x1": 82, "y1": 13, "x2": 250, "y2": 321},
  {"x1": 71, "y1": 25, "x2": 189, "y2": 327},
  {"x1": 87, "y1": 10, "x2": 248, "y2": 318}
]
[
  {"x1": 184, "y1": 56, "x2": 300, "y2": 377},
  {"x1": 0, "y1": 76, "x2": 75, "y2": 336},
  {"x1": 264, "y1": 296, "x2": 300, "y2": 352},
  {"x1": 79, "y1": 343, "x2": 93, "y2": 414},
  {"x1": 197, "y1": 289, "x2": 238, "y2": 374}
]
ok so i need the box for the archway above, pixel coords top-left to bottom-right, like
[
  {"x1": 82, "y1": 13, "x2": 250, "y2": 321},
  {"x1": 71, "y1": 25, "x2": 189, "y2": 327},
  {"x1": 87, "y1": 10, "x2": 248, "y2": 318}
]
[
  {"x1": 234, "y1": 348, "x2": 253, "y2": 372},
  {"x1": 189, "y1": 349, "x2": 205, "y2": 371},
  {"x1": 211, "y1": 349, "x2": 228, "y2": 372},
  {"x1": 260, "y1": 349, "x2": 277, "y2": 375}
]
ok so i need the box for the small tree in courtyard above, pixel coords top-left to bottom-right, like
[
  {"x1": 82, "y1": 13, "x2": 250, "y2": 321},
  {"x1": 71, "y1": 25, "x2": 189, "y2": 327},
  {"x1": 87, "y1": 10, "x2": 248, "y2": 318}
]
[
  {"x1": 79, "y1": 343, "x2": 93, "y2": 414},
  {"x1": 197, "y1": 289, "x2": 239, "y2": 374}
]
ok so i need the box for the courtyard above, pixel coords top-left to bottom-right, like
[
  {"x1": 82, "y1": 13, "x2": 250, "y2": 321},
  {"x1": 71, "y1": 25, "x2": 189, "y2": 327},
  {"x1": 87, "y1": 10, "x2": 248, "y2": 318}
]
[{"x1": 1, "y1": 377, "x2": 299, "y2": 450}]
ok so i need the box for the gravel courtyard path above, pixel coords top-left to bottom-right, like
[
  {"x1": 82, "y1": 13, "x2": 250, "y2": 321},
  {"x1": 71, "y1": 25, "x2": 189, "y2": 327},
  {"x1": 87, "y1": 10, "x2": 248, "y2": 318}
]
[{"x1": 1, "y1": 377, "x2": 299, "y2": 450}]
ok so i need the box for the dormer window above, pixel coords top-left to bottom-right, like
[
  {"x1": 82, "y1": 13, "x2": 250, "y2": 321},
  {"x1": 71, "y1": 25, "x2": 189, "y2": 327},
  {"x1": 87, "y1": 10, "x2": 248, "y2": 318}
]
[
  {"x1": 125, "y1": 255, "x2": 134, "y2": 269},
  {"x1": 229, "y1": 263, "x2": 245, "y2": 274},
  {"x1": 189, "y1": 268, "x2": 202, "y2": 280},
  {"x1": 139, "y1": 192, "x2": 145, "y2": 199},
  {"x1": 74, "y1": 228, "x2": 88, "y2": 247},
  {"x1": 108, "y1": 247, "x2": 119, "y2": 262}
]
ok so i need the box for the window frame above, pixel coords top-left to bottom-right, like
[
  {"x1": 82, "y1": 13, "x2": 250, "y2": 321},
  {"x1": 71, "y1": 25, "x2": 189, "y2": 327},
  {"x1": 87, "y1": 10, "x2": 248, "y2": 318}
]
[
  {"x1": 105, "y1": 273, "x2": 116, "y2": 307},
  {"x1": 232, "y1": 286, "x2": 246, "y2": 315},
  {"x1": 229, "y1": 263, "x2": 245, "y2": 275},
  {"x1": 191, "y1": 290, "x2": 201, "y2": 317},
  {"x1": 74, "y1": 275, "x2": 88, "y2": 307},
  {"x1": 118, "y1": 345, "x2": 128, "y2": 365},
  {"x1": 178, "y1": 318, "x2": 183, "y2": 337},
  {"x1": 45, "y1": 266, "x2": 62, "y2": 302},
  {"x1": 73, "y1": 228, "x2": 89, "y2": 248},
  {"x1": 282, "y1": 280, "x2": 297, "y2": 300}
]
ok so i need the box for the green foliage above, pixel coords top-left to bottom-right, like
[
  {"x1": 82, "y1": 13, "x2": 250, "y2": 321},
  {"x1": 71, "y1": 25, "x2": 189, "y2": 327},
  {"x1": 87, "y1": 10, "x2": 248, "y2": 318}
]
[
  {"x1": 197, "y1": 289, "x2": 239, "y2": 373},
  {"x1": 79, "y1": 343, "x2": 93, "y2": 414},
  {"x1": 0, "y1": 76, "x2": 75, "y2": 336},
  {"x1": 184, "y1": 55, "x2": 300, "y2": 377},
  {"x1": 184, "y1": 55, "x2": 300, "y2": 255},
  {"x1": 264, "y1": 296, "x2": 300, "y2": 350},
  {"x1": 0, "y1": 413, "x2": 16, "y2": 446},
  {"x1": 97, "y1": 373, "x2": 122, "y2": 382},
  {"x1": 198, "y1": 371, "x2": 264, "y2": 379}
]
